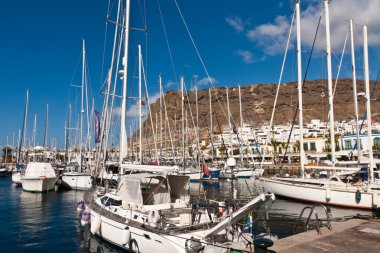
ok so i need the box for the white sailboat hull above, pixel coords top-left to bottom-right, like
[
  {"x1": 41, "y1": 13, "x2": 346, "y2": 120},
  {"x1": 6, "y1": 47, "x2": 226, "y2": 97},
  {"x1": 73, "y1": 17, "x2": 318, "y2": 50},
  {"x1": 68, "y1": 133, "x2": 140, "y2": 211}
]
[
  {"x1": 61, "y1": 173, "x2": 92, "y2": 190},
  {"x1": 21, "y1": 177, "x2": 58, "y2": 192},
  {"x1": 89, "y1": 209, "x2": 188, "y2": 253},
  {"x1": 259, "y1": 177, "x2": 380, "y2": 209},
  {"x1": 12, "y1": 172, "x2": 21, "y2": 185},
  {"x1": 220, "y1": 167, "x2": 253, "y2": 179}
]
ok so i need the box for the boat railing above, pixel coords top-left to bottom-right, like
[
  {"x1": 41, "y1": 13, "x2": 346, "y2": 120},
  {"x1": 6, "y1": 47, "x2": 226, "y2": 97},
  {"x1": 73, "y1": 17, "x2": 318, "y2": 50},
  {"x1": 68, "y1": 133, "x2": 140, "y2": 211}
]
[{"x1": 294, "y1": 203, "x2": 332, "y2": 235}]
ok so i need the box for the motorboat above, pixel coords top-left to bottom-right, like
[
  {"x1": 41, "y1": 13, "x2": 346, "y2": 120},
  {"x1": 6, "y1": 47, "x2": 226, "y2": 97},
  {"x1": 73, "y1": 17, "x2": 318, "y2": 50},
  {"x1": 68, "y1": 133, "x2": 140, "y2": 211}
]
[{"x1": 21, "y1": 148, "x2": 58, "y2": 192}]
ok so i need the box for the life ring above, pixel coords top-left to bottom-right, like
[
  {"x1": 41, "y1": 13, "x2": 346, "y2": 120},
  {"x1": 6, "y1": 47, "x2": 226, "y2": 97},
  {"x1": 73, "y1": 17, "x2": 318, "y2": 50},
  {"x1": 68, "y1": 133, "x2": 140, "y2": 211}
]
[{"x1": 129, "y1": 239, "x2": 139, "y2": 253}]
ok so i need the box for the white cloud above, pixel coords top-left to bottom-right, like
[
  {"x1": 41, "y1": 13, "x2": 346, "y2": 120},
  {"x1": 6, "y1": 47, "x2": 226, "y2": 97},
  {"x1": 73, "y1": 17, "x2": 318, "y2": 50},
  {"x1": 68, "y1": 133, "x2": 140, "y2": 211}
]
[
  {"x1": 191, "y1": 77, "x2": 218, "y2": 91},
  {"x1": 235, "y1": 49, "x2": 254, "y2": 63},
  {"x1": 113, "y1": 92, "x2": 161, "y2": 119},
  {"x1": 148, "y1": 92, "x2": 161, "y2": 104},
  {"x1": 165, "y1": 80, "x2": 176, "y2": 88},
  {"x1": 226, "y1": 16, "x2": 245, "y2": 33},
  {"x1": 247, "y1": 0, "x2": 380, "y2": 56},
  {"x1": 247, "y1": 15, "x2": 291, "y2": 56}
]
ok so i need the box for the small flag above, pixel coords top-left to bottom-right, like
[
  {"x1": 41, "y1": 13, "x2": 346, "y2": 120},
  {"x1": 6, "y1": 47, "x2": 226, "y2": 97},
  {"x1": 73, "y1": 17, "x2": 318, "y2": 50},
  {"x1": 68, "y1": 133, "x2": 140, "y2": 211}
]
[{"x1": 94, "y1": 110, "x2": 101, "y2": 143}]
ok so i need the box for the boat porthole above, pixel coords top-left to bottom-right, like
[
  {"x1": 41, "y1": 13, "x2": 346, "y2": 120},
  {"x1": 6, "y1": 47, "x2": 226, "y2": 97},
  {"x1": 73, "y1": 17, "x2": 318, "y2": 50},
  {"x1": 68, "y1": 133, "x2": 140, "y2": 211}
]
[{"x1": 129, "y1": 239, "x2": 139, "y2": 253}]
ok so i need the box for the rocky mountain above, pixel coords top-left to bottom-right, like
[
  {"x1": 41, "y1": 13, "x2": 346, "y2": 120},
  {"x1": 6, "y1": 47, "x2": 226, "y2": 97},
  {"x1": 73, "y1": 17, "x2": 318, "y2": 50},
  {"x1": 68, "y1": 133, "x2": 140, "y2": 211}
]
[{"x1": 136, "y1": 78, "x2": 380, "y2": 144}]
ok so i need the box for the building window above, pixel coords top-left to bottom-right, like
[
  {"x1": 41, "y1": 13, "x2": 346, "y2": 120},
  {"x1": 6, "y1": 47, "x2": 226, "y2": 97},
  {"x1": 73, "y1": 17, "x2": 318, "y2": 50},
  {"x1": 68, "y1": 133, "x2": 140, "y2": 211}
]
[
  {"x1": 303, "y1": 143, "x2": 308, "y2": 151},
  {"x1": 310, "y1": 142, "x2": 316, "y2": 151},
  {"x1": 345, "y1": 140, "x2": 352, "y2": 150},
  {"x1": 374, "y1": 138, "x2": 380, "y2": 150}
]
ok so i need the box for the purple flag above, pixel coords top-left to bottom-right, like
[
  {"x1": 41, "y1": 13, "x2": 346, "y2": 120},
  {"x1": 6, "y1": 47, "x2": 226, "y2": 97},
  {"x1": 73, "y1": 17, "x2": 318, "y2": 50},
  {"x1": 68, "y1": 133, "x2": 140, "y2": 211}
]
[{"x1": 94, "y1": 110, "x2": 101, "y2": 143}]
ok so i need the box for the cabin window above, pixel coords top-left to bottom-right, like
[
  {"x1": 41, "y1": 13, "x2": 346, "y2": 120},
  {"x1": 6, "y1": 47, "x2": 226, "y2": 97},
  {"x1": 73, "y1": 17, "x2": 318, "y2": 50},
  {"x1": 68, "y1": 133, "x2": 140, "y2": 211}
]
[
  {"x1": 100, "y1": 196, "x2": 109, "y2": 205},
  {"x1": 105, "y1": 198, "x2": 122, "y2": 207}
]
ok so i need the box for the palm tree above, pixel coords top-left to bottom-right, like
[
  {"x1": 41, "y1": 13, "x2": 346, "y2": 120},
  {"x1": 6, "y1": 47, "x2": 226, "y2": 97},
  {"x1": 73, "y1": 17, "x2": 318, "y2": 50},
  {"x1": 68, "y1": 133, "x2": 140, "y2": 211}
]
[
  {"x1": 279, "y1": 142, "x2": 287, "y2": 154},
  {"x1": 270, "y1": 139, "x2": 280, "y2": 163},
  {"x1": 218, "y1": 144, "x2": 227, "y2": 157},
  {"x1": 294, "y1": 141, "x2": 300, "y2": 153}
]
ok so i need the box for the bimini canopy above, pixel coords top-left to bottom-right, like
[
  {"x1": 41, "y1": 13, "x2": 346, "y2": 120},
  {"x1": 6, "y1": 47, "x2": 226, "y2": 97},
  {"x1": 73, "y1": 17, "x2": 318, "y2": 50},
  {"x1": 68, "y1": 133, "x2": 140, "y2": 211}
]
[{"x1": 117, "y1": 174, "x2": 189, "y2": 209}]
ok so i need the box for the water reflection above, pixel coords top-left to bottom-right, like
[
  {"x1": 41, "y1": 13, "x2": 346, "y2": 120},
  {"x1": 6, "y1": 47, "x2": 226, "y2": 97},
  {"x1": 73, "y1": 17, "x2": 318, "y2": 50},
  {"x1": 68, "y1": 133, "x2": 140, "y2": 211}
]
[
  {"x1": 0, "y1": 176, "x2": 375, "y2": 252},
  {"x1": 190, "y1": 178, "x2": 373, "y2": 238}
]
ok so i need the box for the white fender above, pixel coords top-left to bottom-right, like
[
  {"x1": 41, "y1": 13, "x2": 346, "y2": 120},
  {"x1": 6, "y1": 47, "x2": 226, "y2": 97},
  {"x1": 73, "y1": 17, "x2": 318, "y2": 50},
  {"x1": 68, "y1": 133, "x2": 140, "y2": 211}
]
[
  {"x1": 81, "y1": 220, "x2": 89, "y2": 227},
  {"x1": 373, "y1": 192, "x2": 378, "y2": 207},
  {"x1": 326, "y1": 188, "x2": 331, "y2": 202},
  {"x1": 90, "y1": 215, "x2": 101, "y2": 234},
  {"x1": 121, "y1": 228, "x2": 131, "y2": 245}
]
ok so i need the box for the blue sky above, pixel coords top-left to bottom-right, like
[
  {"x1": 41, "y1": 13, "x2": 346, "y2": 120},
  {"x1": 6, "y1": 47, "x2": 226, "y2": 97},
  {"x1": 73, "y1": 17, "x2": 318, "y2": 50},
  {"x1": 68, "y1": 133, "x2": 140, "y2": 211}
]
[{"x1": 1, "y1": 0, "x2": 380, "y2": 148}]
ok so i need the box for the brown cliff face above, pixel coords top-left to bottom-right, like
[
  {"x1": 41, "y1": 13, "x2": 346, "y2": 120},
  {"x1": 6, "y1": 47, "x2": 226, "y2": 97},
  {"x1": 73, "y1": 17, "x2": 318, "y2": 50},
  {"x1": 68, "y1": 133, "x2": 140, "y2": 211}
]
[{"x1": 137, "y1": 78, "x2": 380, "y2": 144}]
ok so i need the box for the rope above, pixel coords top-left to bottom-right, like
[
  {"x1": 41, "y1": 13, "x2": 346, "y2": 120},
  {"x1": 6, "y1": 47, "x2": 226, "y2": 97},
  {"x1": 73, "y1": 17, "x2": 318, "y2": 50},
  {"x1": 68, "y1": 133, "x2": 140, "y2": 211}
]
[
  {"x1": 332, "y1": 27, "x2": 349, "y2": 99},
  {"x1": 157, "y1": 0, "x2": 179, "y2": 89},
  {"x1": 269, "y1": 6, "x2": 296, "y2": 135},
  {"x1": 174, "y1": 0, "x2": 213, "y2": 85}
]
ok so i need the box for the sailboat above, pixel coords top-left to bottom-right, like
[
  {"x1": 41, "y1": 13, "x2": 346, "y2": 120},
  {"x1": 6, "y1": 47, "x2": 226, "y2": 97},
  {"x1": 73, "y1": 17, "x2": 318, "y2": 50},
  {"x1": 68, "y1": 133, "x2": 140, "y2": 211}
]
[
  {"x1": 83, "y1": 1, "x2": 276, "y2": 252},
  {"x1": 259, "y1": 0, "x2": 380, "y2": 209},
  {"x1": 85, "y1": 166, "x2": 274, "y2": 252},
  {"x1": 61, "y1": 39, "x2": 93, "y2": 191},
  {"x1": 12, "y1": 90, "x2": 29, "y2": 185}
]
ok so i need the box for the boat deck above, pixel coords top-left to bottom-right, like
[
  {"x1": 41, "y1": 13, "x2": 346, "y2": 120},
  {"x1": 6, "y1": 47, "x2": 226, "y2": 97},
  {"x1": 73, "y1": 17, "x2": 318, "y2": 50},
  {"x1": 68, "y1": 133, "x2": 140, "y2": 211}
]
[{"x1": 271, "y1": 218, "x2": 380, "y2": 253}]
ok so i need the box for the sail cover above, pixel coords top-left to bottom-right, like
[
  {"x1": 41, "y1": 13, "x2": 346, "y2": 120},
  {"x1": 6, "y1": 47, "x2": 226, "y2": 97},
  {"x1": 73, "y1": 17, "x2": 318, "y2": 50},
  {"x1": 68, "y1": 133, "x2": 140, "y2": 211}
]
[{"x1": 94, "y1": 110, "x2": 101, "y2": 143}]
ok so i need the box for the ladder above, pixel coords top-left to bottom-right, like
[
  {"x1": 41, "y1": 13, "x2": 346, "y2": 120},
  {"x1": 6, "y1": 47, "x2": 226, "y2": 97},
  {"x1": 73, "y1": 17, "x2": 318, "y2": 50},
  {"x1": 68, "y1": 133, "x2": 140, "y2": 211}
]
[{"x1": 294, "y1": 203, "x2": 332, "y2": 235}]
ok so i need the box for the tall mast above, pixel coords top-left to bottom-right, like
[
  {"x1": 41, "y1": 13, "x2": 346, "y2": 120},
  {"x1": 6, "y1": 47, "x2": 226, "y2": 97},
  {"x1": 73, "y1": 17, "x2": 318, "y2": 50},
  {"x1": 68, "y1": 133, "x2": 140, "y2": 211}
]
[
  {"x1": 120, "y1": 0, "x2": 131, "y2": 168},
  {"x1": 96, "y1": 0, "x2": 122, "y2": 172},
  {"x1": 159, "y1": 75, "x2": 163, "y2": 162},
  {"x1": 324, "y1": 0, "x2": 336, "y2": 165},
  {"x1": 226, "y1": 88, "x2": 231, "y2": 128},
  {"x1": 296, "y1": 0, "x2": 305, "y2": 177},
  {"x1": 155, "y1": 112, "x2": 158, "y2": 163},
  {"x1": 349, "y1": 19, "x2": 360, "y2": 159},
  {"x1": 44, "y1": 104, "x2": 48, "y2": 147},
  {"x1": 181, "y1": 76, "x2": 185, "y2": 168},
  {"x1": 67, "y1": 103, "x2": 72, "y2": 162},
  {"x1": 5, "y1": 136, "x2": 8, "y2": 164},
  {"x1": 196, "y1": 88, "x2": 200, "y2": 168},
  {"x1": 138, "y1": 44, "x2": 142, "y2": 164},
  {"x1": 363, "y1": 25, "x2": 374, "y2": 182},
  {"x1": 226, "y1": 87, "x2": 231, "y2": 156},
  {"x1": 32, "y1": 114, "x2": 37, "y2": 147},
  {"x1": 239, "y1": 85, "x2": 243, "y2": 162},
  {"x1": 209, "y1": 88, "x2": 213, "y2": 158},
  {"x1": 23, "y1": 90, "x2": 29, "y2": 152},
  {"x1": 12, "y1": 131, "x2": 14, "y2": 163},
  {"x1": 17, "y1": 129, "x2": 21, "y2": 164},
  {"x1": 79, "y1": 39, "x2": 85, "y2": 170}
]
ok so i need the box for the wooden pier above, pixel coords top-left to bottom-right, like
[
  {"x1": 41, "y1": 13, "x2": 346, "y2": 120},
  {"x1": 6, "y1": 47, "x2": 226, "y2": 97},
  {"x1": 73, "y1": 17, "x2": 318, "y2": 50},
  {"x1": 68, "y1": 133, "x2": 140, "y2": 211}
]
[{"x1": 270, "y1": 219, "x2": 380, "y2": 253}]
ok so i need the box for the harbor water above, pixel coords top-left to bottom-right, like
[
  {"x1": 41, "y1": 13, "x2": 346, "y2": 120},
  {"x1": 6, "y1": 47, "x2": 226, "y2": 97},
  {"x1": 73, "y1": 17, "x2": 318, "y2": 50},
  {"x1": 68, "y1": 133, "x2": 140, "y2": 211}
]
[{"x1": 0, "y1": 177, "x2": 373, "y2": 252}]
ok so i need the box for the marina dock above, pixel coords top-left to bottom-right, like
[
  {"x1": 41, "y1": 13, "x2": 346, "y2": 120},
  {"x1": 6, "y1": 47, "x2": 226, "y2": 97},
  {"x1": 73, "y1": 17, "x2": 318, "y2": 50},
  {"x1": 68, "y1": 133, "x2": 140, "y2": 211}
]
[{"x1": 270, "y1": 218, "x2": 380, "y2": 253}]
